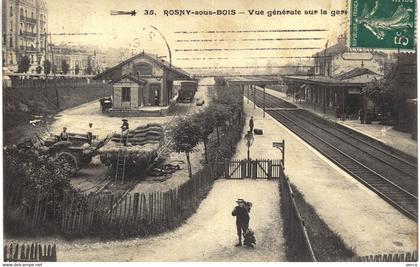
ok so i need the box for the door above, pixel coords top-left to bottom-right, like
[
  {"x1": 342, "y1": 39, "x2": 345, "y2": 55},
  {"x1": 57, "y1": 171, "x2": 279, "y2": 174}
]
[
  {"x1": 149, "y1": 83, "x2": 161, "y2": 106},
  {"x1": 121, "y1": 87, "x2": 131, "y2": 108}
]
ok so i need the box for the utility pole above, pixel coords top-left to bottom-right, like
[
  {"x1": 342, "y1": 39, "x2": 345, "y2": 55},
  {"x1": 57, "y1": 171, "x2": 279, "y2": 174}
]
[
  {"x1": 263, "y1": 85, "x2": 266, "y2": 118},
  {"x1": 49, "y1": 34, "x2": 60, "y2": 109},
  {"x1": 44, "y1": 33, "x2": 48, "y2": 98},
  {"x1": 253, "y1": 85, "x2": 256, "y2": 110}
]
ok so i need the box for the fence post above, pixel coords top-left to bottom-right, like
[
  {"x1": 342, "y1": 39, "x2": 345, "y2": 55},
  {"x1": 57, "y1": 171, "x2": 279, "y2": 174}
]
[
  {"x1": 133, "y1": 193, "x2": 140, "y2": 221},
  {"x1": 282, "y1": 140, "x2": 285, "y2": 169},
  {"x1": 252, "y1": 160, "x2": 257, "y2": 179},
  {"x1": 109, "y1": 195, "x2": 114, "y2": 225}
]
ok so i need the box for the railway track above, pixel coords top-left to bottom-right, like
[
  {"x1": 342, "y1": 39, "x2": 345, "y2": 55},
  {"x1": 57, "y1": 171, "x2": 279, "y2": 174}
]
[{"x1": 249, "y1": 89, "x2": 418, "y2": 220}]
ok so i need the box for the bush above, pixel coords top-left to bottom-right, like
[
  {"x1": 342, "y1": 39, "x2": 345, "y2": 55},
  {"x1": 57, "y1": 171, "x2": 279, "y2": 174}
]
[{"x1": 4, "y1": 142, "x2": 77, "y2": 236}]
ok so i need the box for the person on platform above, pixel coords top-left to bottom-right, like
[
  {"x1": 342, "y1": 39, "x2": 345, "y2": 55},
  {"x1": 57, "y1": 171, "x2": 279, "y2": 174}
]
[
  {"x1": 60, "y1": 127, "x2": 69, "y2": 141},
  {"x1": 121, "y1": 119, "x2": 129, "y2": 146},
  {"x1": 359, "y1": 109, "x2": 365, "y2": 124},
  {"x1": 249, "y1": 116, "x2": 254, "y2": 133},
  {"x1": 232, "y1": 199, "x2": 250, "y2": 247}
]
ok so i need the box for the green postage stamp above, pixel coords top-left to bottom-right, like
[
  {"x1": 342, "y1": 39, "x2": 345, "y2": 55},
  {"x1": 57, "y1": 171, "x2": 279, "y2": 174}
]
[{"x1": 350, "y1": 0, "x2": 416, "y2": 50}]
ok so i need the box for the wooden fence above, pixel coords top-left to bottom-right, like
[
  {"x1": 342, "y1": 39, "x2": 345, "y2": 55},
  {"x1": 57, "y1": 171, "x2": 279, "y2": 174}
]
[
  {"x1": 222, "y1": 159, "x2": 283, "y2": 179},
  {"x1": 61, "y1": 164, "x2": 215, "y2": 236},
  {"x1": 3, "y1": 243, "x2": 57, "y2": 262},
  {"x1": 343, "y1": 251, "x2": 418, "y2": 262},
  {"x1": 3, "y1": 164, "x2": 216, "y2": 237},
  {"x1": 278, "y1": 162, "x2": 317, "y2": 262}
]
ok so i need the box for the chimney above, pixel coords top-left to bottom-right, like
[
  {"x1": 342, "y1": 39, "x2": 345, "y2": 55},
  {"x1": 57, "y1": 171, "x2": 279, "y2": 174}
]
[{"x1": 337, "y1": 34, "x2": 347, "y2": 46}]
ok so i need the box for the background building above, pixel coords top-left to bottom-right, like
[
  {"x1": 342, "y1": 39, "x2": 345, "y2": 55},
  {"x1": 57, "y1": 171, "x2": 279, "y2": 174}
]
[
  {"x1": 284, "y1": 35, "x2": 389, "y2": 120},
  {"x1": 94, "y1": 52, "x2": 194, "y2": 116},
  {"x1": 2, "y1": 0, "x2": 48, "y2": 73}
]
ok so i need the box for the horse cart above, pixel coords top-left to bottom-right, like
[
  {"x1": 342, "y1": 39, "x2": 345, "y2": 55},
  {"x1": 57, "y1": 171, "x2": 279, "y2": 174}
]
[{"x1": 43, "y1": 132, "x2": 112, "y2": 175}]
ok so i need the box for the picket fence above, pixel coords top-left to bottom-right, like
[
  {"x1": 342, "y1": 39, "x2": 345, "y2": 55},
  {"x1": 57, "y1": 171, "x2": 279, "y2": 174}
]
[
  {"x1": 4, "y1": 164, "x2": 217, "y2": 236},
  {"x1": 61, "y1": 163, "x2": 216, "y2": 236},
  {"x1": 3, "y1": 243, "x2": 57, "y2": 262},
  {"x1": 343, "y1": 251, "x2": 418, "y2": 262}
]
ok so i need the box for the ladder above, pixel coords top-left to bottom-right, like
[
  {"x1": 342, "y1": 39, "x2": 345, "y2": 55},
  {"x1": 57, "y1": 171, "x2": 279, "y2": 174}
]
[{"x1": 114, "y1": 132, "x2": 128, "y2": 183}]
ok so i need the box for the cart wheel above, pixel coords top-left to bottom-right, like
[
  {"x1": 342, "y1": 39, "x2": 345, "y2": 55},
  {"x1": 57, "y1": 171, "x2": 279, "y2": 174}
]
[{"x1": 56, "y1": 152, "x2": 78, "y2": 175}]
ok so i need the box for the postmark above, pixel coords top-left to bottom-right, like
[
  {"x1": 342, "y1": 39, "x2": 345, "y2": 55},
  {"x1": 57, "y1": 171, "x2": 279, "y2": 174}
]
[{"x1": 350, "y1": 0, "x2": 416, "y2": 50}]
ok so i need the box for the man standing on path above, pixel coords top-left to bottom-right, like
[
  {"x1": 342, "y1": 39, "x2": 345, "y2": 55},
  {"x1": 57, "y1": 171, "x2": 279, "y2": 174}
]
[
  {"x1": 232, "y1": 199, "x2": 250, "y2": 247},
  {"x1": 249, "y1": 116, "x2": 254, "y2": 133}
]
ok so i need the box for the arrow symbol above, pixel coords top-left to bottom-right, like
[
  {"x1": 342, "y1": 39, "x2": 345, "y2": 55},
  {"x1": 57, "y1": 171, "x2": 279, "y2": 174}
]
[{"x1": 110, "y1": 10, "x2": 136, "y2": 16}]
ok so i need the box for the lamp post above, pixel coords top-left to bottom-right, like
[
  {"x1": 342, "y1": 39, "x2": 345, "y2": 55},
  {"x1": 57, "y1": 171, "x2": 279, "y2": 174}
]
[
  {"x1": 244, "y1": 131, "x2": 254, "y2": 162},
  {"x1": 244, "y1": 131, "x2": 254, "y2": 178}
]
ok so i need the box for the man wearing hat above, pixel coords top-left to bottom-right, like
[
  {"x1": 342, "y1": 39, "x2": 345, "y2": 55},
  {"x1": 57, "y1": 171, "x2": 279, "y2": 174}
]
[
  {"x1": 60, "y1": 127, "x2": 69, "y2": 141},
  {"x1": 231, "y1": 198, "x2": 250, "y2": 247},
  {"x1": 121, "y1": 119, "x2": 129, "y2": 146},
  {"x1": 87, "y1": 123, "x2": 94, "y2": 144}
]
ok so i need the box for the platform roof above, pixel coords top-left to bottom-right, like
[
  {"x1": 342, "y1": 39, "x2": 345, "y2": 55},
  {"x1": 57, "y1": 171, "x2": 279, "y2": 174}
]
[
  {"x1": 284, "y1": 76, "x2": 367, "y2": 87},
  {"x1": 225, "y1": 76, "x2": 282, "y2": 86}
]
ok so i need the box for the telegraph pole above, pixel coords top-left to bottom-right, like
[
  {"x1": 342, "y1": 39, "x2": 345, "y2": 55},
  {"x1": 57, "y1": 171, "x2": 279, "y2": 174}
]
[
  {"x1": 44, "y1": 33, "x2": 48, "y2": 98},
  {"x1": 49, "y1": 33, "x2": 60, "y2": 108}
]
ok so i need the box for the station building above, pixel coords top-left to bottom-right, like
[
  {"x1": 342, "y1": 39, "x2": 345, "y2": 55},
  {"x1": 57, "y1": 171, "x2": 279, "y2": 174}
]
[
  {"x1": 283, "y1": 35, "x2": 389, "y2": 120},
  {"x1": 94, "y1": 51, "x2": 194, "y2": 116}
]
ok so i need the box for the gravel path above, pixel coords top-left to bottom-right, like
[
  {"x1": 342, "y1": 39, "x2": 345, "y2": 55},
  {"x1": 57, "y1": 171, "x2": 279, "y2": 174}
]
[{"x1": 5, "y1": 179, "x2": 285, "y2": 262}]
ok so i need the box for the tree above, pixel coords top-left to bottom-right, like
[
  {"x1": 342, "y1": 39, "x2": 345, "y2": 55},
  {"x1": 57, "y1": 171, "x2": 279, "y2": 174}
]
[
  {"x1": 17, "y1": 55, "x2": 30, "y2": 73},
  {"x1": 61, "y1": 60, "x2": 69, "y2": 74},
  {"x1": 75, "y1": 64, "x2": 80, "y2": 75},
  {"x1": 4, "y1": 142, "x2": 76, "y2": 230},
  {"x1": 86, "y1": 60, "x2": 93, "y2": 75},
  {"x1": 171, "y1": 116, "x2": 200, "y2": 179},
  {"x1": 192, "y1": 110, "x2": 216, "y2": 163},
  {"x1": 365, "y1": 53, "x2": 416, "y2": 130},
  {"x1": 44, "y1": 59, "x2": 51, "y2": 75},
  {"x1": 210, "y1": 103, "x2": 231, "y2": 143}
]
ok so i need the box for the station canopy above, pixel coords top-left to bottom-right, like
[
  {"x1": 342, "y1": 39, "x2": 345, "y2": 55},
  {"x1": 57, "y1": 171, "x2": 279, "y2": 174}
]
[{"x1": 225, "y1": 76, "x2": 282, "y2": 86}]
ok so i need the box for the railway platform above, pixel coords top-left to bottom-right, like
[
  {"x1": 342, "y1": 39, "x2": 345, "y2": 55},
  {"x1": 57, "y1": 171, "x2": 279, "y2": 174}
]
[
  {"x1": 242, "y1": 94, "x2": 417, "y2": 256},
  {"x1": 262, "y1": 87, "x2": 417, "y2": 158}
]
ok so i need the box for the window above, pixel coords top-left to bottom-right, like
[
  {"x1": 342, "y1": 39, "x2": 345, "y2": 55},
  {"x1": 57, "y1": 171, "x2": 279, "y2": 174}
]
[
  {"x1": 9, "y1": 38, "x2": 13, "y2": 47},
  {"x1": 20, "y1": 8, "x2": 23, "y2": 19},
  {"x1": 122, "y1": 87, "x2": 131, "y2": 102},
  {"x1": 10, "y1": 6, "x2": 13, "y2": 16},
  {"x1": 135, "y1": 63, "x2": 153, "y2": 76},
  {"x1": 31, "y1": 12, "x2": 33, "y2": 18},
  {"x1": 2, "y1": 35, "x2": 5, "y2": 45}
]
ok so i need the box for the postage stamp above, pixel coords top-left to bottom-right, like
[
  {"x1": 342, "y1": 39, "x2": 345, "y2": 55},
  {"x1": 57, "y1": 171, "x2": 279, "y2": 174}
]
[{"x1": 349, "y1": 0, "x2": 416, "y2": 50}]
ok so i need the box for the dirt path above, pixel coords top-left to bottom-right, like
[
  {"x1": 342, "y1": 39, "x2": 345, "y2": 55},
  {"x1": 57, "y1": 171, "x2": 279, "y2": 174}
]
[{"x1": 5, "y1": 179, "x2": 285, "y2": 262}]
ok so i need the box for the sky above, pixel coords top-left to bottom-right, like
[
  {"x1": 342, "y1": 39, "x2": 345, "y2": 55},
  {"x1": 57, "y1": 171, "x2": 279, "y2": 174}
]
[{"x1": 46, "y1": 0, "x2": 349, "y2": 73}]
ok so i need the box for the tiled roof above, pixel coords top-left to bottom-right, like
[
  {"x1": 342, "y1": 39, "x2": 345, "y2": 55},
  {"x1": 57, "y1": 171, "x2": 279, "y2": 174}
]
[
  {"x1": 334, "y1": 68, "x2": 381, "y2": 81},
  {"x1": 94, "y1": 52, "x2": 192, "y2": 80}
]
